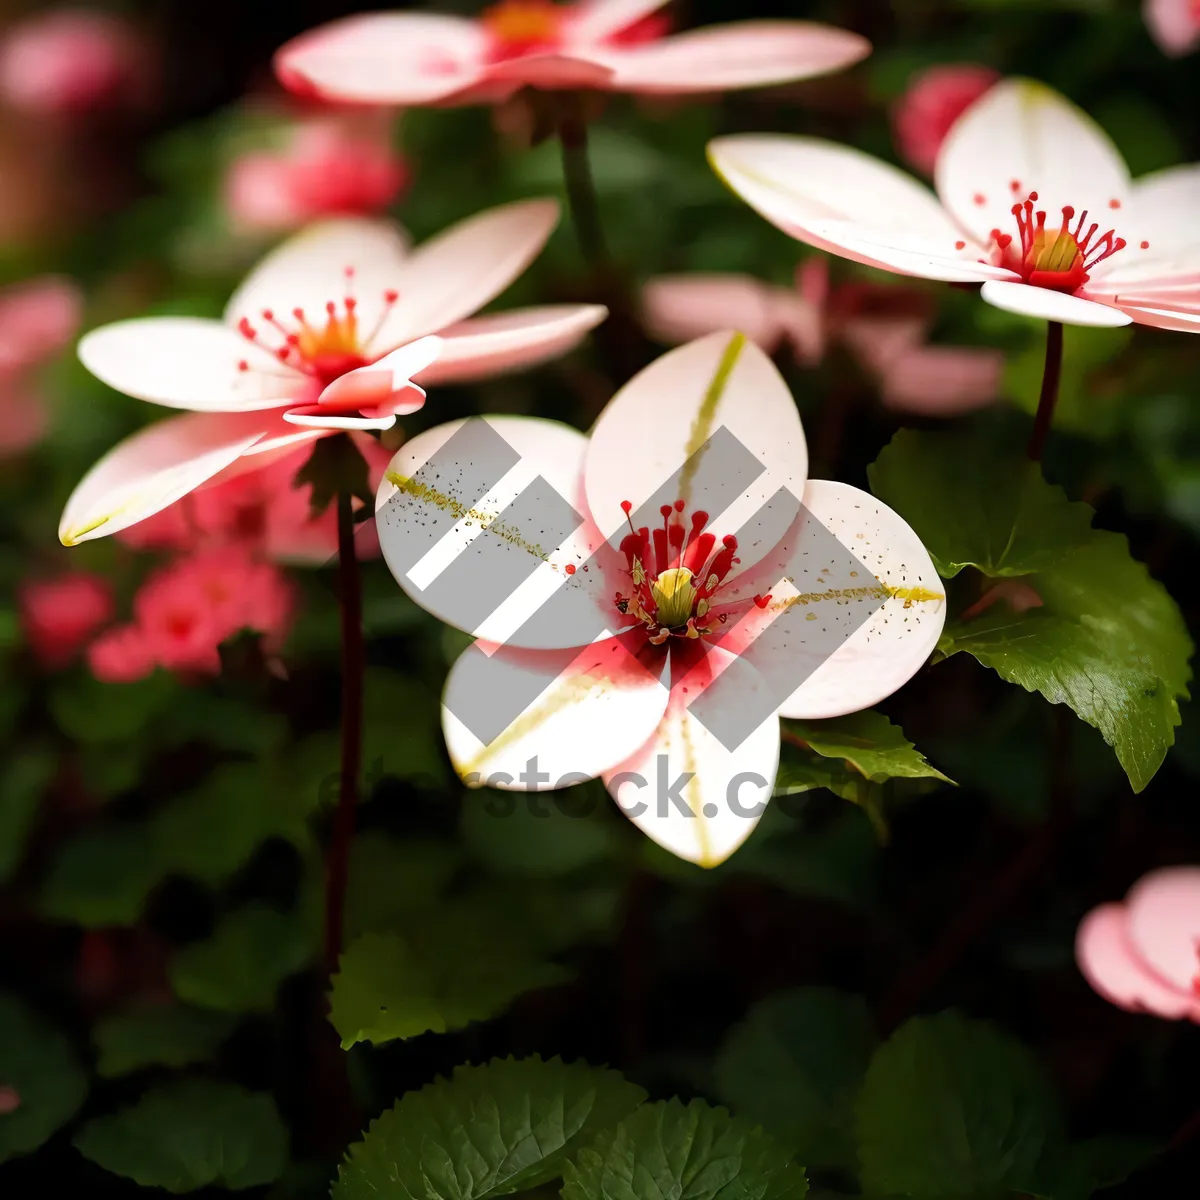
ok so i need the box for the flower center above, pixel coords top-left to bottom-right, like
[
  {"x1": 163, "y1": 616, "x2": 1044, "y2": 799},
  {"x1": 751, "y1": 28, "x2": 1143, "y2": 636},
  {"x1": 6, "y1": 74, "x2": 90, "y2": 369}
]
[
  {"x1": 988, "y1": 189, "x2": 1136, "y2": 294},
  {"x1": 235, "y1": 267, "x2": 400, "y2": 387},
  {"x1": 614, "y1": 499, "x2": 771, "y2": 645},
  {"x1": 482, "y1": 0, "x2": 566, "y2": 58}
]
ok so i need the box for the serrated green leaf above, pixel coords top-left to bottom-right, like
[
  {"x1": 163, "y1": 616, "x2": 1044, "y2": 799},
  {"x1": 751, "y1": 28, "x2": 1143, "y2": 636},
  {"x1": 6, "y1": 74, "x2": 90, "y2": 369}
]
[
  {"x1": 39, "y1": 824, "x2": 162, "y2": 927},
  {"x1": 73, "y1": 1080, "x2": 288, "y2": 1192},
  {"x1": 785, "y1": 711, "x2": 953, "y2": 785},
  {"x1": 714, "y1": 988, "x2": 875, "y2": 1170},
  {"x1": 92, "y1": 1006, "x2": 236, "y2": 1078},
  {"x1": 335, "y1": 1056, "x2": 645, "y2": 1200},
  {"x1": 856, "y1": 1011, "x2": 1059, "y2": 1199},
  {"x1": 0, "y1": 750, "x2": 54, "y2": 883},
  {"x1": 170, "y1": 905, "x2": 313, "y2": 1014},
  {"x1": 0, "y1": 991, "x2": 88, "y2": 1164},
  {"x1": 868, "y1": 429, "x2": 1095, "y2": 578},
  {"x1": 563, "y1": 1098, "x2": 808, "y2": 1200}
]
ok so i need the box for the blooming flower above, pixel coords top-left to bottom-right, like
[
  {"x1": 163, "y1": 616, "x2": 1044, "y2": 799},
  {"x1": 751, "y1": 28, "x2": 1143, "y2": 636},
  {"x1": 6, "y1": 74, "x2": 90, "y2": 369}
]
[
  {"x1": 1144, "y1": 0, "x2": 1200, "y2": 56},
  {"x1": 0, "y1": 275, "x2": 81, "y2": 455},
  {"x1": 709, "y1": 78, "x2": 1200, "y2": 332},
  {"x1": 1075, "y1": 866, "x2": 1200, "y2": 1022},
  {"x1": 225, "y1": 114, "x2": 410, "y2": 234},
  {"x1": 890, "y1": 64, "x2": 999, "y2": 177},
  {"x1": 87, "y1": 551, "x2": 296, "y2": 682},
  {"x1": 375, "y1": 332, "x2": 945, "y2": 865},
  {"x1": 60, "y1": 200, "x2": 607, "y2": 546},
  {"x1": 18, "y1": 572, "x2": 114, "y2": 669},
  {"x1": 643, "y1": 260, "x2": 1003, "y2": 416},
  {"x1": 275, "y1": 0, "x2": 870, "y2": 105}
]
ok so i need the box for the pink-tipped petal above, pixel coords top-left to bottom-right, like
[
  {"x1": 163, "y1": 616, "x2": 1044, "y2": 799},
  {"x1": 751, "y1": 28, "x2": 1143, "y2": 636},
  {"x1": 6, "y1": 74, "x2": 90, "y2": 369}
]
[
  {"x1": 482, "y1": 52, "x2": 614, "y2": 90},
  {"x1": 1114, "y1": 302, "x2": 1200, "y2": 334},
  {"x1": 369, "y1": 199, "x2": 561, "y2": 349},
  {"x1": 1124, "y1": 866, "x2": 1200, "y2": 992},
  {"x1": 317, "y1": 335, "x2": 442, "y2": 412},
  {"x1": 605, "y1": 647, "x2": 780, "y2": 866},
  {"x1": 880, "y1": 345, "x2": 1004, "y2": 415},
  {"x1": 980, "y1": 280, "x2": 1133, "y2": 327},
  {"x1": 443, "y1": 637, "x2": 670, "y2": 788},
  {"x1": 1144, "y1": 0, "x2": 1200, "y2": 56},
  {"x1": 59, "y1": 411, "x2": 272, "y2": 546},
  {"x1": 1076, "y1": 903, "x2": 1200, "y2": 1021},
  {"x1": 275, "y1": 13, "x2": 487, "y2": 105},
  {"x1": 596, "y1": 21, "x2": 870, "y2": 94},
  {"x1": 641, "y1": 275, "x2": 791, "y2": 353},
  {"x1": 936, "y1": 77, "x2": 1131, "y2": 249},
  {"x1": 567, "y1": 0, "x2": 672, "y2": 43},
  {"x1": 415, "y1": 305, "x2": 608, "y2": 385},
  {"x1": 78, "y1": 318, "x2": 297, "y2": 411}
]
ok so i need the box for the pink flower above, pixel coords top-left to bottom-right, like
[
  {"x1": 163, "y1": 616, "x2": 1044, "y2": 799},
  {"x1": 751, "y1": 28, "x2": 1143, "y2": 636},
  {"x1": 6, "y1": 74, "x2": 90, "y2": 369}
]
[
  {"x1": 18, "y1": 571, "x2": 113, "y2": 669},
  {"x1": 225, "y1": 115, "x2": 410, "y2": 234},
  {"x1": 0, "y1": 1086, "x2": 20, "y2": 1114},
  {"x1": 1076, "y1": 866, "x2": 1200, "y2": 1022},
  {"x1": 1144, "y1": 0, "x2": 1200, "y2": 56},
  {"x1": 710, "y1": 78, "x2": 1200, "y2": 332},
  {"x1": 60, "y1": 202, "x2": 607, "y2": 546},
  {"x1": 0, "y1": 275, "x2": 82, "y2": 455},
  {"x1": 0, "y1": 9, "x2": 147, "y2": 116},
  {"x1": 275, "y1": 0, "x2": 870, "y2": 105},
  {"x1": 88, "y1": 551, "x2": 296, "y2": 682},
  {"x1": 376, "y1": 333, "x2": 945, "y2": 865},
  {"x1": 891, "y1": 64, "x2": 999, "y2": 177},
  {"x1": 643, "y1": 263, "x2": 1002, "y2": 416}
]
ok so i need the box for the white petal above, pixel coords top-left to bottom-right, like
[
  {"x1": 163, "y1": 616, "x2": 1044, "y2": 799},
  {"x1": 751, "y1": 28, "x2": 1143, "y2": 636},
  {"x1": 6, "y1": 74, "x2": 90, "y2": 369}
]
[
  {"x1": 369, "y1": 199, "x2": 561, "y2": 350},
  {"x1": 605, "y1": 648, "x2": 780, "y2": 867},
  {"x1": 567, "y1": 0, "x2": 671, "y2": 43},
  {"x1": 980, "y1": 280, "x2": 1133, "y2": 327},
  {"x1": 804, "y1": 219, "x2": 1011, "y2": 283},
  {"x1": 767, "y1": 481, "x2": 946, "y2": 719},
  {"x1": 936, "y1": 77, "x2": 1131, "y2": 248},
  {"x1": 1116, "y1": 302, "x2": 1200, "y2": 333},
  {"x1": 224, "y1": 217, "x2": 410, "y2": 345},
  {"x1": 282, "y1": 408, "x2": 397, "y2": 430},
  {"x1": 584, "y1": 331, "x2": 808, "y2": 577},
  {"x1": 79, "y1": 318, "x2": 298, "y2": 411},
  {"x1": 443, "y1": 638, "x2": 670, "y2": 788}
]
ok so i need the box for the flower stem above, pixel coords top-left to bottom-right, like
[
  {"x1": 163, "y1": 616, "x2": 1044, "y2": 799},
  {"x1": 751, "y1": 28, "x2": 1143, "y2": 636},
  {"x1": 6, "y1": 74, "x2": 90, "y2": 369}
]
[
  {"x1": 558, "y1": 94, "x2": 609, "y2": 270},
  {"x1": 1026, "y1": 320, "x2": 1064, "y2": 463},
  {"x1": 325, "y1": 489, "x2": 363, "y2": 975}
]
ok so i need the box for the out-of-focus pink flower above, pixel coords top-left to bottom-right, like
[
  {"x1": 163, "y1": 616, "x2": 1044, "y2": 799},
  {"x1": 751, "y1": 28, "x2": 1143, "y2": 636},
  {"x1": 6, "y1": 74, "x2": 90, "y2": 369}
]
[
  {"x1": 0, "y1": 275, "x2": 82, "y2": 454},
  {"x1": 891, "y1": 64, "x2": 999, "y2": 177},
  {"x1": 89, "y1": 551, "x2": 296, "y2": 682},
  {"x1": 1076, "y1": 866, "x2": 1200, "y2": 1022},
  {"x1": 643, "y1": 262, "x2": 1003, "y2": 416},
  {"x1": 0, "y1": 1086, "x2": 20, "y2": 1114},
  {"x1": 119, "y1": 434, "x2": 393, "y2": 563},
  {"x1": 1144, "y1": 0, "x2": 1200, "y2": 56},
  {"x1": 226, "y1": 116, "x2": 410, "y2": 234},
  {"x1": 0, "y1": 9, "x2": 148, "y2": 117},
  {"x1": 276, "y1": 0, "x2": 870, "y2": 106},
  {"x1": 19, "y1": 571, "x2": 115, "y2": 669}
]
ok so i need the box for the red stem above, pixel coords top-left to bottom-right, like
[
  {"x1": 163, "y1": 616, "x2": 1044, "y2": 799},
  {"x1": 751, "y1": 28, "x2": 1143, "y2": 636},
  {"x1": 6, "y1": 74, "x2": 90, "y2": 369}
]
[{"x1": 1027, "y1": 320, "x2": 1064, "y2": 463}]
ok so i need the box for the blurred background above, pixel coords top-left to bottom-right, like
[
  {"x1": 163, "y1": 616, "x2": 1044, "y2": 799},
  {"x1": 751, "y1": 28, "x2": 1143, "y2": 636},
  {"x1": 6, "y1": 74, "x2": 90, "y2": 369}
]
[{"x1": 2, "y1": 0, "x2": 1199, "y2": 1196}]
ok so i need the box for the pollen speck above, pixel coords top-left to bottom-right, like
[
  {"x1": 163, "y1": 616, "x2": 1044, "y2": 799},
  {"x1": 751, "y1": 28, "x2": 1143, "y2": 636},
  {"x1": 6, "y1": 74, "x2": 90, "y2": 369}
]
[
  {"x1": 565, "y1": 564, "x2": 576, "y2": 575},
  {"x1": 955, "y1": 240, "x2": 966, "y2": 250},
  {"x1": 1109, "y1": 198, "x2": 1121, "y2": 209},
  {"x1": 1140, "y1": 240, "x2": 1150, "y2": 249}
]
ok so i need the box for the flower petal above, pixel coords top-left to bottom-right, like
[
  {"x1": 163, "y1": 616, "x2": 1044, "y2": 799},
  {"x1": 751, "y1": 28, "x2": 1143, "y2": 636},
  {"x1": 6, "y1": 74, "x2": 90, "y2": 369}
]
[
  {"x1": 224, "y1": 217, "x2": 410, "y2": 346},
  {"x1": 274, "y1": 13, "x2": 487, "y2": 104},
  {"x1": 596, "y1": 21, "x2": 870, "y2": 94},
  {"x1": 368, "y1": 199, "x2": 561, "y2": 350},
  {"x1": 1114, "y1": 302, "x2": 1200, "y2": 333},
  {"x1": 443, "y1": 637, "x2": 670, "y2": 788},
  {"x1": 1076, "y1": 903, "x2": 1200, "y2": 1021},
  {"x1": 584, "y1": 331, "x2": 808, "y2": 577},
  {"x1": 567, "y1": 0, "x2": 672, "y2": 43},
  {"x1": 641, "y1": 274, "x2": 792, "y2": 352},
  {"x1": 415, "y1": 305, "x2": 608, "y2": 386},
  {"x1": 59, "y1": 411, "x2": 271, "y2": 546},
  {"x1": 1125, "y1": 866, "x2": 1200, "y2": 993},
  {"x1": 1143, "y1": 0, "x2": 1200, "y2": 57},
  {"x1": 282, "y1": 408, "x2": 397, "y2": 431},
  {"x1": 935, "y1": 77, "x2": 1131, "y2": 248},
  {"x1": 804, "y1": 219, "x2": 1011, "y2": 283},
  {"x1": 482, "y1": 52, "x2": 614, "y2": 90},
  {"x1": 605, "y1": 647, "x2": 780, "y2": 867},
  {"x1": 766, "y1": 480, "x2": 946, "y2": 719},
  {"x1": 880, "y1": 345, "x2": 1004, "y2": 415},
  {"x1": 980, "y1": 280, "x2": 1133, "y2": 326},
  {"x1": 317, "y1": 335, "x2": 441, "y2": 411},
  {"x1": 79, "y1": 317, "x2": 297, "y2": 411}
]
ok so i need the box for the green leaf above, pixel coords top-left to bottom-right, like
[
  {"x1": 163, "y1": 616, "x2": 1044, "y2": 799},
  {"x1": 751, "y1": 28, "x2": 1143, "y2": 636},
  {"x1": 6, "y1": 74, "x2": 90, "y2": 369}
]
[
  {"x1": 0, "y1": 991, "x2": 88, "y2": 1164},
  {"x1": 292, "y1": 432, "x2": 370, "y2": 518},
  {"x1": 1039, "y1": 1136, "x2": 1156, "y2": 1200},
  {"x1": 868, "y1": 429, "x2": 1095, "y2": 578},
  {"x1": 39, "y1": 824, "x2": 162, "y2": 927},
  {"x1": 563, "y1": 1098, "x2": 808, "y2": 1200},
  {"x1": 856, "y1": 1011, "x2": 1058, "y2": 1200},
  {"x1": 0, "y1": 749, "x2": 54, "y2": 884},
  {"x1": 73, "y1": 1080, "x2": 288, "y2": 1192},
  {"x1": 49, "y1": 672, "x2": 179, "y2": 744},
  {"x1": 342, "y1": 833, "x2": 461, "y2": 941},
  {"x1": 92, "y1": 1006, "x2": 236, "y2": 1078},
  {"x1": 329, "y1": 905, "x2": 570, "y2": 1048},
  {"x1": 714, "y1": 988, "x2": 875, "y2": 1170},
  {"x1": 170, "y1": 905, "x2": 314, "y2": 1013},
  {"x1": 335, "y1": 1056, "x2": 646, "y2": 1200},
  {"x1": 784, "y1": 711, "x2": 953, "y2": 785}
]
